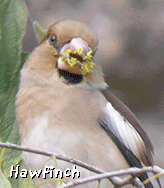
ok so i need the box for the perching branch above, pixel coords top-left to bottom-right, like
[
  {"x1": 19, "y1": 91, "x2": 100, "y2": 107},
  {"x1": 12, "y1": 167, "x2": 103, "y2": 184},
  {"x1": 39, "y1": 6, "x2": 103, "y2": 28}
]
[
  {"x1": 0, "y1": 142, "x2": 163, "y2": 187},
  {"x1": 0, "y1": 142, "x2": 117, "y2": 184},
  {"x1": 59, "y1": 166, "x2": 164, "y2": 188},
  {"x1": 0, "y1": 142, "x2": 104, "y2": 173}
]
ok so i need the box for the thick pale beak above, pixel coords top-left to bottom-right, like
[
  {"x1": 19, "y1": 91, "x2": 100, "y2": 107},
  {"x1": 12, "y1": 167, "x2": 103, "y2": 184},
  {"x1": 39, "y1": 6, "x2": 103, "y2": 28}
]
[{"x1": 57, "y1": 38, "x2": 94, "y2": 75}]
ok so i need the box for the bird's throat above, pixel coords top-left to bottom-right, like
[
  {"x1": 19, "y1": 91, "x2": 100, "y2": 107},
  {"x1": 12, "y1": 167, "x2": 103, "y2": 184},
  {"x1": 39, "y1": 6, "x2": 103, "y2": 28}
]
[{"x1": 58, "y1": 69, "x2": 83, "y2": 85}]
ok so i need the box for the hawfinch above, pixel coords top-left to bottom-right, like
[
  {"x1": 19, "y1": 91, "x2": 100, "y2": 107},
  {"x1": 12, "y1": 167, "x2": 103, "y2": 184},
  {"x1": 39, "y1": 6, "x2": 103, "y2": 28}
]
[{"x1": 16, "y1": 19, "x2": 161, "y2": 187}]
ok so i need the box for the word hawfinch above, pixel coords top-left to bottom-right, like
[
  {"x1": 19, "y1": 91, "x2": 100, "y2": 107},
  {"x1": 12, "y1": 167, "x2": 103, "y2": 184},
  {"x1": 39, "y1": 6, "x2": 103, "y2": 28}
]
[{"x1": 16, "y1": 19, "x2": 161, "y2": 188}]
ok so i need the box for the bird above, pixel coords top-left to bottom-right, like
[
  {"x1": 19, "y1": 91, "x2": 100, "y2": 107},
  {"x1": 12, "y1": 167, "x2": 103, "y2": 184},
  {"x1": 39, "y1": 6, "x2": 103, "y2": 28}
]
[{"x1": 16, "y1": 19, "x2": 161, "y2": 188}]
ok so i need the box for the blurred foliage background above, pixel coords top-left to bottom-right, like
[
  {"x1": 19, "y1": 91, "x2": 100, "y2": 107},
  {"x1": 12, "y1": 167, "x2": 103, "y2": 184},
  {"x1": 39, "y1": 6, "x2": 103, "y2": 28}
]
[{"x1": 23, "y1": 0, "x2": 164, "y2": 185}]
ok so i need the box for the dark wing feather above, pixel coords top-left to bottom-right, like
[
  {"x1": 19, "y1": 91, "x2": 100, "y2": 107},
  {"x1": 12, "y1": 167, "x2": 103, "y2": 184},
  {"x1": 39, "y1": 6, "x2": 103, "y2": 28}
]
[
  {"x1": 101, "y1": 87, "x2": 153, "y2": 166},
  {"x1": 99, "y1": 87, "x2": 161, "y2": 188},
  {"x1": 101, "y1": 123, "x2": 154, "y2": 188}
]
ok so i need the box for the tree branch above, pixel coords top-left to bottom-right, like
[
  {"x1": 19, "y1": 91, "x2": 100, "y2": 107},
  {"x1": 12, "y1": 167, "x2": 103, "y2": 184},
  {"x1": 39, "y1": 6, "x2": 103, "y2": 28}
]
[
  {"x1": 0, "y1": 142, "x2": 163, "y2": 187},
  {"x1": 59, "y1": 166, "x2": 164, "y2": 188},
  {"x1": 0, "y1": 142, "x2": 117, "y2": 184},
  {"x1": 0, "y1": 142, "x2": 103, "y2": 173}
]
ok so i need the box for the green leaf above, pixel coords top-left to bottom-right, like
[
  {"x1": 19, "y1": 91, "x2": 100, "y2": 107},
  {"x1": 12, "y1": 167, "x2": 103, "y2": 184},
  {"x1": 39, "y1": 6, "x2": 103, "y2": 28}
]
[
  {"x1": 33, "y1": 21, "x2": 47, "y2": 42},
  {"x1": 0, "y1": 0, "x2": 29, "y2": 187},
  {"x1": 0, "y1": 170, "x2": 12, "y2": 188},
  {"x1": 9, "y1": 160, "x2": 35, "y2": 188},
  {"x1": 0, "y1": 0, "x2": 27, "y2": 124},
  {"x1": 0, "y1": 148, "x2": 6, "y2": 170}
]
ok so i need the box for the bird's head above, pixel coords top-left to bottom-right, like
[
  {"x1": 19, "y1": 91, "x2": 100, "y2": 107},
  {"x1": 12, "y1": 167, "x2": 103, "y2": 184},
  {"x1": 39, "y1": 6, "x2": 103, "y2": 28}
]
[{"x1": 21, "y1": 19, "x2": 106, "y2": 88}]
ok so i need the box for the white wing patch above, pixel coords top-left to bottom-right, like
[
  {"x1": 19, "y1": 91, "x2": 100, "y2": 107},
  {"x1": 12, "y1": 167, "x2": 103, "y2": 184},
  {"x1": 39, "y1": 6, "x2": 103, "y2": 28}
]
[{"x1": 103, "y1": 102, "x2": 145, "y2": 160}]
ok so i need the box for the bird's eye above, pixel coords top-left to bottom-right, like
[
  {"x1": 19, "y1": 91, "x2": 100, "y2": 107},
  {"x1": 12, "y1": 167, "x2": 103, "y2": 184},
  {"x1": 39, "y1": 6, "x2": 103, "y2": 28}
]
[{"x1": 50, "y1": 35, "x2": 57, "y2": 44}]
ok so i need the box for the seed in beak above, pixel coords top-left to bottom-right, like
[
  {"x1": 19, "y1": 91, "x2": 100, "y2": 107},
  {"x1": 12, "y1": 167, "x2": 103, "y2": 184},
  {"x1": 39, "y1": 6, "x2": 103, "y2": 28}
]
[{"x1": 59, "y1": 48, "x2": 95, "y2": 76}]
